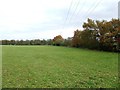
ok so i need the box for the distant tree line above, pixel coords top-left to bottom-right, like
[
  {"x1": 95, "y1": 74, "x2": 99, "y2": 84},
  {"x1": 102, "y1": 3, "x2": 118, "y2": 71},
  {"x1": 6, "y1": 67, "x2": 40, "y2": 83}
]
[
  {"x1": 1, "y1": 39, "x2": 51, "y2": 45},
  {"x1": 0, "y1": 37, "x2": 72, "y2": 46},
  {"x1": 0, "y1": 18, "x2": 120, "y2": 52}
]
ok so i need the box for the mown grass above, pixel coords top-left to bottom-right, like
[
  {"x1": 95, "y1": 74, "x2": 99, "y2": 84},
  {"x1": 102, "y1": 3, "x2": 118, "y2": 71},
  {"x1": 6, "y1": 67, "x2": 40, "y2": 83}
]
[{"x1": 2, "y1": 45, "x2": 118, "y2": 88}]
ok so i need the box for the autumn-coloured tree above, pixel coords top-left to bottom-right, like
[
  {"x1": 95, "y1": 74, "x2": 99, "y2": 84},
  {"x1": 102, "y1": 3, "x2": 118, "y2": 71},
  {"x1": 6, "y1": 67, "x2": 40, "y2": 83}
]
[
  {"x1": 53, "y1": 35, "x2": 64, "y2": 46},
  {"x1": 72, "y1": 18, "x2": 120, "y2": 51},
  {"x1": 72, "y1": 30, "x2": 81, "y2": 47},
  {"x1": 96, "y1": 19, "x2": 120, "y2": 51}
]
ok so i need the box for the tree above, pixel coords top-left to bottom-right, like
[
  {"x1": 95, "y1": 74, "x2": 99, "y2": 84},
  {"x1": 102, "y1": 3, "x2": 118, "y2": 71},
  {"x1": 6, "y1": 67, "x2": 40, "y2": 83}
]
[
  {"x1": 63, "y1": 37, "x2": 72, "y2": 46},
  {"x1": 53, "y1": 35, "x2": 64, "y2": 46},
  {"x1": 82, "y1": 19, "x2": 99, "y2": 49},
  {"x1": 0, "y1": 40, "x2": 2, "y2": 45},
  {"x1": 10, "y1": 40, "x2": 15, "y2": 45},
  {"x1": 72, "y1": 30, "x2": 81, "y2": 47},
  {"x1": 46, "y1": 39, "x2": 53, "y2": 45},
  {"x1": 2, "y1": 40, "x2": 9, "y2": 45},
  {"x1": 34, "y1": 39, "x2": 41, "y2": 45}
]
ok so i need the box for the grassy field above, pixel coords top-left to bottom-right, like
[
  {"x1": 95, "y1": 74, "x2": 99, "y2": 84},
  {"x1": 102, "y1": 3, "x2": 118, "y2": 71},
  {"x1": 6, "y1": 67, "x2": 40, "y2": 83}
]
[
  {"x1": 0, "y1": 45, "x2": 2, "y2": 89},
  {"x1": 2, "y1": 45, "x2": 118, "y2": 88}
]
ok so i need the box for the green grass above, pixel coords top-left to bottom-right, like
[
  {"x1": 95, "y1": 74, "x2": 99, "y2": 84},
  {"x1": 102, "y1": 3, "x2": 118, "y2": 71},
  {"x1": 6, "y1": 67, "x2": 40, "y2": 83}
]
[
  {"x1": 2, "y1": 45, "x2": 118, "y2": 88},
  {"x1": 0, "y1": 45, "x2": 2, "y2": 89}
]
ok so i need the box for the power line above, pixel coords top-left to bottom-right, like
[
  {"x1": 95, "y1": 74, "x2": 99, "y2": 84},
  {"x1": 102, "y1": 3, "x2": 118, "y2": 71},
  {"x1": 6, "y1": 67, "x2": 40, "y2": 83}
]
[
  {"x1": 63, "y1": 0, "x2": 73, "y2": 29},
  {"x1": 71, "y1": 0, "x2": 86, "y2": 29},
  {"x1": 74, "y1": 0, "x2": 86, "y2": 20},
  {"x1": 63, "y1": 0, "x2": 103, "y2": 31},
  {"x1": 68, "y1": 0, "x2": 81, "y2": 23},
  {"x1": 85, "y1": 0, "x2": 102, "y2": 19},
  {"x1": 73, "y1": 0, "x2": 103, "y2": 28}
]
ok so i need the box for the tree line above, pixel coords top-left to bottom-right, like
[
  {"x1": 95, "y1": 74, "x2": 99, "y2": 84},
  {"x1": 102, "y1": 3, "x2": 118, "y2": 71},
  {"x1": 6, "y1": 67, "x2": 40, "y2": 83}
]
[
  {"x1": 72, "y1": 18, "x2": 120, "y2": 52},
  {"x1": 0, "y1": 37, "x2": 72, "y2": 46},
  {"x1": 1, "y1": 39, "x2": 51, "y2": 45},
  {"x1": 0, "y1": 18, "x2": 120, "y2": 52}
]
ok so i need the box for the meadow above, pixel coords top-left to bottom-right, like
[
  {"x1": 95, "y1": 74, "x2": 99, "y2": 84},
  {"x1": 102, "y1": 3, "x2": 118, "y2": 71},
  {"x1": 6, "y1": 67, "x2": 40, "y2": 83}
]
[{"x1": 2, "y1": 45, "x2": 118, "y2": 88}]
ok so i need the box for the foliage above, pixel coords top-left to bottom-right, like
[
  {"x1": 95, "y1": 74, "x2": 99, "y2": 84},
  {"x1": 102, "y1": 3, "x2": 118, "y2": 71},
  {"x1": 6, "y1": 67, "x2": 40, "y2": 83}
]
[
  {"x1": 53, "y1": 35, "x2": 64, "y2": 46},
  {"x1": 63, "y1": 37, "x2": 72, "y2": 47},
  {"x1": 2, "y1": 39, "x2": 47, "y2": 45},
  {"x1": 72, "y1": 18, "x2": 120, "y2": 52}
]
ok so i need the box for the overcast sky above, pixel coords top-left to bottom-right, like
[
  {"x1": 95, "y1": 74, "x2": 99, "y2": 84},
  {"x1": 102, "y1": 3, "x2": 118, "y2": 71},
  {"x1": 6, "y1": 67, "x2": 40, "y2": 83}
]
[{"x1": 0, "y1": 0, "x2": 119, "y2": 40}]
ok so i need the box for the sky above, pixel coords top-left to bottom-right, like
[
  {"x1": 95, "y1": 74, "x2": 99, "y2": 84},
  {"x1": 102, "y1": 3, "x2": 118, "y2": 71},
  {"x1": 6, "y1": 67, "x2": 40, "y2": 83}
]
[{"x1": 0, "y1": 0, "x2": 119, "y2": 40}]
